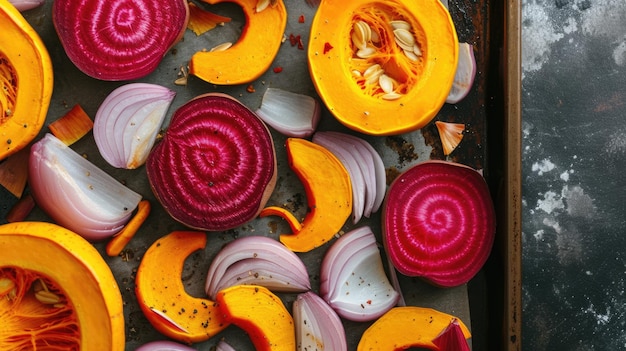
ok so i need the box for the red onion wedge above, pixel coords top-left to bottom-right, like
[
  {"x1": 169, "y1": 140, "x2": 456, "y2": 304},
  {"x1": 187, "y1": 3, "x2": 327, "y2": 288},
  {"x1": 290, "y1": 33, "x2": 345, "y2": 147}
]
[
  {"x1": 320, "y1": 226, "x2": 399, "y2": 322},
  {"x1": 293, "y1": 291, "x2": 347, "y2": 351},
  {"x1": 135, "y1": 340, "x2": 196, "y2": 351},
  {"x1": 29, "y1": 133, "x2": 142, "y2": 241},
  {"x1": 446, "y1": 42, "x2": 477, "y2": 104},
  {"x1": 146, "y1": 93, "x2": 277, "y2": 231},
  {"x1": 204, "y1": 235, "x2": 310, "y2": 298},
  {"x1": 382, "y1": 160, "x2": 496, "y2": 287},
  {"x1": 94, "y1": 83, "x2": 175, "y2": 169},
  {"x1": 313, "y1": 131, "x2": 386, "y2": 222},
  {"x1": 52, "y1": 0, "x2": 189, "y2": 81},
  {"x1": 255, "y1": 88, "x2": 321, "y2": 138}
]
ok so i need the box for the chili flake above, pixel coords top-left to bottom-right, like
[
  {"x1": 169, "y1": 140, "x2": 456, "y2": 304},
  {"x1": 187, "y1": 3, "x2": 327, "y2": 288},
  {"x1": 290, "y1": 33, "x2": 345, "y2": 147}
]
[
  {"x1": 246, "y1": 84, "x2": 255, "y2": 93},
  {"x1": 298, "y1": 14, "x2": 305, "y2": 23},
  {"x1": 273, "y1": 66, "x2": 283, "y2": 73},
  {"x1": 323, "y1": 42, "x2": 334, "y2": 54}
]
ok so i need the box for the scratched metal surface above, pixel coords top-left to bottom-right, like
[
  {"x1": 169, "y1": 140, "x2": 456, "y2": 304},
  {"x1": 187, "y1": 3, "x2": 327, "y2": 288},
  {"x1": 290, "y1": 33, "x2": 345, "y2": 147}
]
[{"x1": 6, "y1": 0, "x2": 499, "y2": 349}]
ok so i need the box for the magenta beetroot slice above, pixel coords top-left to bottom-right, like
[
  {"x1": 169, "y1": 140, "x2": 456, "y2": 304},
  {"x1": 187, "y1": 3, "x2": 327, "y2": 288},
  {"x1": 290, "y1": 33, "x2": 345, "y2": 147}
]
[
  {"x1": 146, "y1": 93, "x2": 277, "y2": 231},
  {"x1": 382, "y1": 160, "x2": 495, "y2": 287},
  {"x1": 52, "y1": 0, "x2": 188, "y2": 81}
]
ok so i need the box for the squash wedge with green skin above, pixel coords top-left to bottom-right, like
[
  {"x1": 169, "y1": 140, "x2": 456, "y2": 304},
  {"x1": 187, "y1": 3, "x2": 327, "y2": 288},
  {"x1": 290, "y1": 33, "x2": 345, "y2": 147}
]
[
  {"x1": 136, "y1": 231, "x2": 229, "y2": 343},
  {"x1": 307, "y1": 0, "x2": 458, "y2": 135},
  {"x1": 0, "y1": 221, "x2": 124, "y2": 350},
  {"x1": 260, "y1": 138, "x2": 352, "y2": 252},
  {"x1": 357, "y1": 306, "x2": 471, "y2": 350},
  {"x1": 189, "y1": 0, "x2": 287, "y2": 85},
  {"x1": 216, "y1": 285, "x2": 295, "y2": 351},
  {"x1": 0, "y1": 0, "x2": 53, "y2": 160}
]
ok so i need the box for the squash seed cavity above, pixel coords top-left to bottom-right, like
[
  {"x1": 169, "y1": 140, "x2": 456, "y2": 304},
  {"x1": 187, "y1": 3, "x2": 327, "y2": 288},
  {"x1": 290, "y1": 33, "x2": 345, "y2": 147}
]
[{"x1": 348, "y1": 2, "x2": 426, "y2": 101}]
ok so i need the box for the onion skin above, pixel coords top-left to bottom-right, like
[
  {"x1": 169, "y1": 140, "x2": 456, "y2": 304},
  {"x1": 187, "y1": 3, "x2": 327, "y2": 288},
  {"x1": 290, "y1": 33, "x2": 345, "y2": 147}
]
[
  {"x1": 52, "y1": 0, "x2": 189, "y2": 81},
  {"x1": 29, "y1": 133, "x2": 142, "y2": 241},
  {"x1": 146, "y1": 93, "x2": 277, "y2": 231},
  {"x1": 382, "y1": 160, "x2": 495, "y2": 287}
]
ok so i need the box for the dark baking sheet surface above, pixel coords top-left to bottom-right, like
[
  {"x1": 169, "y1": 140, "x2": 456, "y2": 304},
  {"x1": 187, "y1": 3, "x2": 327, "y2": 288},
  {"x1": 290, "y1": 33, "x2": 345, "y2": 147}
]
[{"x1": 7, "y1": 0, "x2": 499, "y2": 349}]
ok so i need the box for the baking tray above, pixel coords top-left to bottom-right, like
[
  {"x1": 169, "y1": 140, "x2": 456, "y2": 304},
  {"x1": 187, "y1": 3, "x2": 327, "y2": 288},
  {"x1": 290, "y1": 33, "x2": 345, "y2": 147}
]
[{"x1": 4, "y1": 0, "x2": 522, "y2": 349}]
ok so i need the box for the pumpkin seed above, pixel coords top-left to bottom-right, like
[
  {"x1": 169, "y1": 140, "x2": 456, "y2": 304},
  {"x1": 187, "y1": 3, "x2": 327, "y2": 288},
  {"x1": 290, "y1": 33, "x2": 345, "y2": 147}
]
[
  {"x1": 35, "y1": 290, "x2": 61, "y2": 304},
  {"x1": 390, "y1": 20, "x2": 411, "y2": 30},
  {"x1": 382, "y1": 92, "x2": 403, "y2": 100},
  {"x1": 352, "y1": 20, "x2": 373, "y2": 50},
  {"x1": 413, "y1": 44, "x2": 423, "y2": 57},
  {"x1": 356, "y1": 46, "x2": 376, "y2": 58},
  {"x1": 0, "y1": 277, "x2": 15, "y2": 296},
  {"x1": 256, "y1": 0, "x2": 269, "y2": 12},
  {"x1": 363, "y1": 64, "x2": 383, "y2": 80},
  {"x1": 32, "y1": 278, "x2": 48, "y2": 293},
  {"x1": 403, "y1": 49, "x2": 419, "y2": 61},
  {"x1": 378, "y1": 74, "x2": 395, "y2": 94},
  {"x1": 210, "y1": 42, "x2": 232, "y2": 52},
  {"x1": 352, "y1": 70, "x2": 362, "y2": 77},
  {"x1": 393, "y1": 28, "x2": 415, "y2": 48}
]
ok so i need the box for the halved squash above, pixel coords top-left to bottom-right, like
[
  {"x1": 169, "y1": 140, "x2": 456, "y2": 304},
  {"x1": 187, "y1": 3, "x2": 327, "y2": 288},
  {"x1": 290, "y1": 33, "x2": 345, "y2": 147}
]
[
  {"x1": 189, "y1": 0, "x2": 287, "y2": 85},
  {"x1": 0, "y1": 0, "x2": 53, "y2": 160},
  {"x1": 0, "y1": 221, "x2": 124, "y2": 350},
  {"x1": 307, "y1": 0, "x2": 458, "y2": 135}
]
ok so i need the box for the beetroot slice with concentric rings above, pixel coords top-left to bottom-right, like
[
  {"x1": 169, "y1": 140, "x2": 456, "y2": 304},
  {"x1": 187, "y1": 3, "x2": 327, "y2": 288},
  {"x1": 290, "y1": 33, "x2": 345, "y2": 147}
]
[
  {"x1": 52, "y1": 0, "x2": 188, "y2": 81},
  {"x1": 146, "y1": 93, "x2": 277, "y2": 231},
  {"x1": 382, "y1": 160, "x2": 495, "y2": 287}
]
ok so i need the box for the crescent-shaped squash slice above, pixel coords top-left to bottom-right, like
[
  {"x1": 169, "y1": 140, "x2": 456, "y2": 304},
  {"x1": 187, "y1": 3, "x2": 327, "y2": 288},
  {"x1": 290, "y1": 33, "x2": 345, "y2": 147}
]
[
  {"x1": 189, "y1": 0, "x2": 287, "y2": 85},
  {"x1": 0, "y1": 221, "x2": 124, "y2": 350},
  {"x1": 260, "y1": 138, "x2": 352, "y2": 252},
  {"x1": 0, "y1": 0, "x2": 53, "y2": 160},
  {"x1": 216, "y1": 285, "x2": 295, "y2": 351},
  {"x1": 136, "y1": 231, "x2": 229, "y2": 343},
  {"x1": 307, "y1": 0, "x2": 458, "y2": 135},
  {"x1": 357, "y1": 306, "x2": 471, "y2": 350}
]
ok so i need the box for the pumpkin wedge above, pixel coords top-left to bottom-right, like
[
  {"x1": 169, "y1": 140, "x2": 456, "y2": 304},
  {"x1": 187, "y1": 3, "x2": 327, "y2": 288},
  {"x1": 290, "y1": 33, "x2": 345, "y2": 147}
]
[
  {"x1": 260, "y1": 138, "x2": 352, "y2": 252},
  {"x1": 308, "y1": 0, "x2": 458, "y2": 135},
  {"x1": 357, "y1": 306, "x2": 471, "y2": 350},
  {"x1": 136, "y1": 231, "x2": 229, "y2": 343},
  {"x1": 0, "y1": 0, "x2": 53, "y2": 160},
  {"x1": 216, "y1": 285, "x2": 295, "y2": 351},
  {"x1": 0, "y1": 221, "x2": 124, "y2": 350},
  {"x1": 189, "y1": 0, "x2": 287, "y2": 85}
]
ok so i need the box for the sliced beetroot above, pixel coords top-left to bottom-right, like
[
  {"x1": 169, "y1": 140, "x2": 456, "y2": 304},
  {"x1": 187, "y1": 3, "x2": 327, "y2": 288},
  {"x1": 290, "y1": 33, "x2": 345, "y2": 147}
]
[
  {"x1": 52, "y1": 0, "x2": 189, "y2": 81},
  {"x1": 382, "y1": 160, "x2": 495, "y2": 287},
  {"x1": 146, "y1": 93, "x2": 277, "y2": 231}
]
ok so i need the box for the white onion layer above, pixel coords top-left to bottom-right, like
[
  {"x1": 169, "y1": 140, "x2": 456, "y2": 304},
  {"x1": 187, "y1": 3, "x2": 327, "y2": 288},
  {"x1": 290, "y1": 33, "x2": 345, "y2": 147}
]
[
  {"x1": 320, "y1": 226, "x2": 399, "y2": 322},
  {"x1": 255, "y1": 88, "x2": 321, "y2": 137},
  {"x1": 29, "y1": 134, "x2": 142, "y2": 241},
  {"x1": 93, "y1": 83, "x2": 175, "y2": 169}
]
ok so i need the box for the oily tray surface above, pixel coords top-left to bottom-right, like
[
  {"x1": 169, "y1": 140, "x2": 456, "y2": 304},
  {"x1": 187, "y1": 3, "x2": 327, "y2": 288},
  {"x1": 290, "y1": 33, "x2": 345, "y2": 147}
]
[{"x1": 1, "y1": 0, "x2": 503, "y2": 349}]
